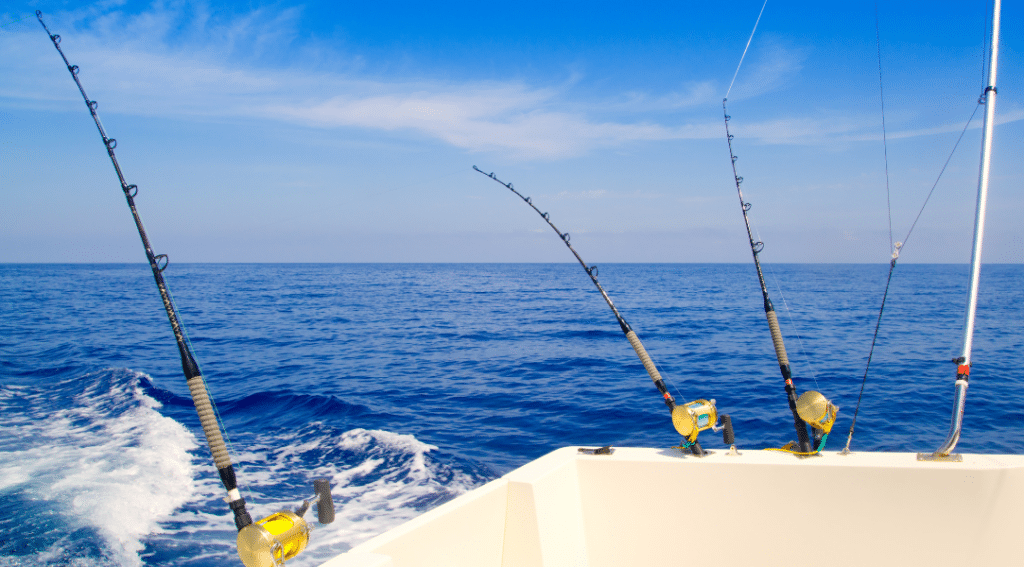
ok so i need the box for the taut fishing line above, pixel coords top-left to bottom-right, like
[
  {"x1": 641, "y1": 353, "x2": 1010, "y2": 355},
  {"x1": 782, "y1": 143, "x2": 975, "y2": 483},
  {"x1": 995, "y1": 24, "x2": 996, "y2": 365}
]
[
  {"x1": 842, "y1": 9, "x2": 899, "y2": 455},
  {"x1": 843, "y1": 11, "x2": 987, "y2": 454},
  {"x1": 763, "y1": 263, "x2": 821, "y2": 391},
  {"x1": 721, "y1": 2, "x2": 839, "y2": 454},
  {"x1": 725, "y1": 0, "x2": 769, "y2": 100},
  {"x1": 1, "y1": 14, "x2": 33, "y2": 28},
  {"x1": 876, "y1": 6, "x2": 895, "y2": 250},
  {"x1": 722, "y1": 103, "x2": 821, "y2": 454}
]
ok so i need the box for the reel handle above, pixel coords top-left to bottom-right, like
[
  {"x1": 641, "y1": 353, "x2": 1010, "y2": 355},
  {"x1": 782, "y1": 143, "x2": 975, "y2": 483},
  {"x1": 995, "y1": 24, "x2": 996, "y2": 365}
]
[
  {"x1": 314, "y1": 478, "x2": 335, "y2": 524},
  {"x1": 294, "y1": 478, "x2": 335, "y2": 524},
  {"x1": 720, "y1": 414, "x2": 735, "y2": 445}
]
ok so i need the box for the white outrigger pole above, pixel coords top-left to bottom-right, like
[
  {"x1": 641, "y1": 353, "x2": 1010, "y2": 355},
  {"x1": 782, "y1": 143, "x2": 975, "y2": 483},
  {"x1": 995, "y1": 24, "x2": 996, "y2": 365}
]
[{"x1": 929, "y1": 0, "x2": 1001, "y2": 459}]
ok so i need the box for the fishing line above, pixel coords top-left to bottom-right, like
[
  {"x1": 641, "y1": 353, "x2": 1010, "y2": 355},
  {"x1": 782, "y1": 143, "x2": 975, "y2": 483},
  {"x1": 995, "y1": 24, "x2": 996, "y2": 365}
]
[
  {"x1": 722, "y1": 101, "x2": 815, "y2": 453},
  {"x1": 473, "y1": 165, "x2": 723, "y2": 456},
  {"x1": 169, "y1": 285, "x2": 242, "y2": 464},
  {"x1": 725, "y1": 0, "x2": 769, "y2": 100},
  {"x1": 745, "y1": 206, "x2": 822, "y2": 391},
  {"x1": 900, "y1": 104, "x2": 982, "y2": 250},
  {"x1": 842, "y1": 9, "x2": 900, "y2": 454},
  {"x1": 843, "y1": 102, "x2": 984, "y2": 452},
  {"x1": 741, "y1": 203, "x2": 822, "y2": 391},
  {"x1": 1, "y1": 14, "x2": 33, "y2": 28},
  {"x1": 876, "y1": 6, "x2": 895, "y2": 250},
  {"x1": 844, "y1": 12, "x2": 987, "y2": 453},
  {"x1": 981, "y1": 0, "x2": 993, "y2": 94},
  {"x1": 763, "y1": 262, "x2": 821, "y2": 391}
]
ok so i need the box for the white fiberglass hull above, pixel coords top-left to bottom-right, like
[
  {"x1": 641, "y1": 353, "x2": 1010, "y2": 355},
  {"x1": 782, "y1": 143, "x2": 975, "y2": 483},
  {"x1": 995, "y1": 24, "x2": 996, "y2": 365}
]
[{"x1": 321, "y1": 446, "x2": 1024, "y2": 567}]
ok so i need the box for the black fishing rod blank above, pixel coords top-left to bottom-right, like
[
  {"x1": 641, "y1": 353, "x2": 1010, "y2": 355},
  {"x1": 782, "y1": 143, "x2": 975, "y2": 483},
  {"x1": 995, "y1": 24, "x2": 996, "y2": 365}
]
[
  {"x1": 474, "y1": 166, "x2": 734, "y2": 455},
  {"x1": 37, "y1": 12, "x2": 332, "y2": 566},
  {"x1": 722, "y1": 100, "x2": 837, "y2": 454}
]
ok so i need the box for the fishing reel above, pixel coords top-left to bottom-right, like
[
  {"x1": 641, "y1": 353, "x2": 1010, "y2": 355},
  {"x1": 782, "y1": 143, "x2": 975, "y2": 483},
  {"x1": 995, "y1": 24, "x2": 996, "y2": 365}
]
[
  {"x1": 796, "y1": 391, "x2": 838, "y2": 451},
  {"x1": 237, "y1": 478, "x2": 335, "y2": 567},
  {"x1": 671, "y1": 399, "x2": 735, "y2": 453},
  {"x1": 795, "y1": 391, "x2": 838, "y2": 434}
]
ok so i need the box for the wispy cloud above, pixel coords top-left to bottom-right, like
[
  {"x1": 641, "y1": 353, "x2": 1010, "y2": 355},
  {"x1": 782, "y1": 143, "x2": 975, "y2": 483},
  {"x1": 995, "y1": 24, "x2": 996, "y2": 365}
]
[
  {"x1": 589, "y1": 81, "x2": 718, "y2": 113},
  {"x1": 4, "y1": 7, "x2": 724, "y2": 159},
  {"x1": 6, "y1": 3, "x2": 1011, "y2": 160},
  {"x1": 552, "y1": 190, "x2": 608, "y2": 200},
  {"x1": 844, "y1": 107, "x2": 1024, "y2": 142},
  {"x1": 264, "y1": 88, "x2": 724, "y2": 158},
  {"x1": 725, "y1": 37, "x2": 807, "y2": 102}
]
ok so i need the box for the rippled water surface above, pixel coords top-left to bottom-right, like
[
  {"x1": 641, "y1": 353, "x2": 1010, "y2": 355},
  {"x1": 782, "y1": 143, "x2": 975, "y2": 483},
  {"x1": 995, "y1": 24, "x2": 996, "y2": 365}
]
[{"x1": 1, "y1": 263, "x2": 1022, "y2": 566}]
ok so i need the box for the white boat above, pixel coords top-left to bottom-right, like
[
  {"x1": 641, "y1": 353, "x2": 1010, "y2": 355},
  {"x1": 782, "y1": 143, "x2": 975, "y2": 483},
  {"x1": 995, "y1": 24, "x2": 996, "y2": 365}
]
[
  {"x1": 321, "y1": 447, "x2": 1024, "y2": 567},
  {"x1": 317, "y1": 2, "x2": 1021, "y2": 566}
]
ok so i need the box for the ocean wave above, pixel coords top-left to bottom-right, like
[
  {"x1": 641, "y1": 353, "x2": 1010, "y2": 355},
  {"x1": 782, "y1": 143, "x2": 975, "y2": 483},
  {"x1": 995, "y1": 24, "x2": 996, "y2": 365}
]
[{"x1": 217, "y1": 391, "x2": 377, "y2": 430}]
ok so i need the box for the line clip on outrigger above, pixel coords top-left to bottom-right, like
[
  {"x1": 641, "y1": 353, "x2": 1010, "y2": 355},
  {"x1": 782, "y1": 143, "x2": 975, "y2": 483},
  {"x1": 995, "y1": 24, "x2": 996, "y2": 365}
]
[{"x1": 474, "y1": 166, "x2": 735, "y2": 455}]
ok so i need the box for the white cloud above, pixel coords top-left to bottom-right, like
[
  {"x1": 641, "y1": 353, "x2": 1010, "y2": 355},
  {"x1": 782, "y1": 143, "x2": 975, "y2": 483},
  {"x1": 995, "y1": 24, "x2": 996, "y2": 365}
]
[
  {"x1": 725, "y1": 38, "x2": 807, "y2": 102},
  {"x1": 850, "y1": 107, "x2": 1024, "y2": 142},
  {"x1": 590, "y1": 81, "x2": 718, "y2": 113},
  {"x1": 6, "y1": 3, "x2": 1012, "y2": 160},
  {"x1": 552, "y1": 190, "x2": 608, "y2": 200},
  {"x1": 265, "y1": 89, "x2": 724, "y2": 158}
]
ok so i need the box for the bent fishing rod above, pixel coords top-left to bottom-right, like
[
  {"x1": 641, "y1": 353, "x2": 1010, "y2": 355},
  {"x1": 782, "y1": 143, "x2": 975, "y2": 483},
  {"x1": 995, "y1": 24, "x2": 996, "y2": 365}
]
[
  {"x1": 473, "y1": 166, "x2": 734, "y2": 455},
  {"x1": 38, "y1": 12, "x2": 332, "y2": 565},
  {"x1": 35, "y1": 11, "x2": 253, "y2": 531},
  {"x1": 722, "y1": 100, "x2": 836, "y2": 454}
]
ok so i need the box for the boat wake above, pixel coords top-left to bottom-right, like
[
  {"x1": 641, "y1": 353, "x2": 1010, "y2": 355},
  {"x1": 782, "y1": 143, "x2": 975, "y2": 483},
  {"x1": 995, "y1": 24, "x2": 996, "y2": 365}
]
[
  {"x1": 264, "y1": 427, "x2": 491, "y2": 565},
  {"x1": 139, "y1": 417, "x2": 493, "y2": 566},
  {"x1": 0, "y1": 369, "x2": 492, "y2": 567},
  {"x1": 0, "y1": 369, "x2": 197, "y2": 567}
]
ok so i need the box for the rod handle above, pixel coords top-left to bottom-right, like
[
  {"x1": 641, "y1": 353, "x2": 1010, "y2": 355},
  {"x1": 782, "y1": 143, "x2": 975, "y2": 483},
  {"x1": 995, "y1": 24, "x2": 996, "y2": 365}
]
[{"x1": 625, "y1": 330, "x2": 664, "y2": 384}]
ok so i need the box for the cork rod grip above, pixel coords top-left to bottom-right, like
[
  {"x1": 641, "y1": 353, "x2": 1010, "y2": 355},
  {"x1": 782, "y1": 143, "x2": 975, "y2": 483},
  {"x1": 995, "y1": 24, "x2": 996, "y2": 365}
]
[
  {"x1": 765, "y1": 311, "x2": 789, "y2": 367},
  {"x1": 626, "y1": 330, "x2": 664, "y2": 384}
]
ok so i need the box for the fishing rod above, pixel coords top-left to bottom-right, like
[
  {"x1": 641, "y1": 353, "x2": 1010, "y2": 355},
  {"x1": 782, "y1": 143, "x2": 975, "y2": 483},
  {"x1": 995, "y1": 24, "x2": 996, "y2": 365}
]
[
  {"x1": 473, "y1": 166, "x2": 734, "y2": 456},
  {"x1": 37, "y1": 12, "x2": 332, "y2": 566},
  {"x1": 722, "y1": 100, "x2": 836, "y2": 455}
]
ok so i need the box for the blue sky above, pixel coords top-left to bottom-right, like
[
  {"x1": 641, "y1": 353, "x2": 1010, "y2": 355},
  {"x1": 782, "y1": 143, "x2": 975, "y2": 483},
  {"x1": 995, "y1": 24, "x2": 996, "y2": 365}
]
[{"x1": 2, "y1": 0, "x2": 1021, "y2": 263}]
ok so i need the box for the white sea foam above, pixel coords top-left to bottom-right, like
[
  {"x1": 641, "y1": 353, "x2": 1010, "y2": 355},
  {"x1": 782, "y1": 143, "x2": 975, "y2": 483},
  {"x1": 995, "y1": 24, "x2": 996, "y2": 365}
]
[
  {"x1": 0, "y1": 370, "x2": 198, "y2": 566},
  {"x1": 221, "y1": 427, "x2": 485, "y2": 567},
  {"x1": 2, "y1": 371, "x2": 485, "y2": 566}
]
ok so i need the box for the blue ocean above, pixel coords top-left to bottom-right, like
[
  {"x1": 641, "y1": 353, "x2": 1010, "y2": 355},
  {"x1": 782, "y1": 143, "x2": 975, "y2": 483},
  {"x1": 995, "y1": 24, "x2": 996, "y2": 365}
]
[{"x1": 1, "y1": 262, "x2": 1021, "y2": 566}]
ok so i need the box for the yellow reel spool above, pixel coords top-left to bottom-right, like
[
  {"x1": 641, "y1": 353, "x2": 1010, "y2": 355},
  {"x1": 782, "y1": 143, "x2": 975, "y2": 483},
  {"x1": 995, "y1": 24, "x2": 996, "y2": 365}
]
[
  {"x1": 795, "y1": 391, "x2": 838, "y2": 434},
  {"x1": 671, "y1": 399, "x2": 718, "y2": 443},
  {"x1": 237, "y1": 510, "x2": 310, "y2": 567}
]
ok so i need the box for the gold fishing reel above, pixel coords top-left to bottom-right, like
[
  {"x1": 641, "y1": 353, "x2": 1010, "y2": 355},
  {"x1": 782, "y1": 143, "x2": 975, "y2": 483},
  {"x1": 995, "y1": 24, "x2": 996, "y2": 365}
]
[
  {"x1": 238, "y1": 511, "x2": 310, "y2": 567},
  {"x1": 795, "y1": 390, "x2": 838, "y2": 433},
  {"x1": 671, "y1": 399, "x2": 719, "y2": 444},
  {"x1": 237, "y1": 479, "x2": 335, "y2": 567}
]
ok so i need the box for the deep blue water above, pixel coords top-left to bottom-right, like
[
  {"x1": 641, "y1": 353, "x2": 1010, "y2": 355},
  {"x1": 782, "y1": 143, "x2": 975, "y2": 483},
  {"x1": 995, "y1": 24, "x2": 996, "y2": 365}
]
[{"x1": 1, "y1": 262, "x2": 1022, "y2": 566}]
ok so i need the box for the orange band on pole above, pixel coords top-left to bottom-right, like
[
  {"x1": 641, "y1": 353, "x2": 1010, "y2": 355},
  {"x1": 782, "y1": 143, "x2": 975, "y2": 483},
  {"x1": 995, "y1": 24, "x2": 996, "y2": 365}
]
[{"x1": 957, "y1": 364, "x2": 971, "y2": 376}]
